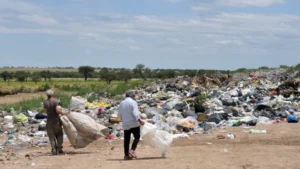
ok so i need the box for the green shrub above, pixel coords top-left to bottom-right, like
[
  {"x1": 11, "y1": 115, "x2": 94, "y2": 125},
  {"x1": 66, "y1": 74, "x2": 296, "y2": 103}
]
[
  {"x1": 55, "y1": 93, "x2": 72, "y2": 108},
  {"x1": 87, "y1": 93, "x2": 98, "y2": 102},
  {"x1": 0, "y1": 90, "x2": 11, "y2": 96},
  {"x1": 295, "y1": 63, "x2": 300, "y2": 70},
  {"x1": 38, "y1": 83, "x2": 51, "y2": 92}
]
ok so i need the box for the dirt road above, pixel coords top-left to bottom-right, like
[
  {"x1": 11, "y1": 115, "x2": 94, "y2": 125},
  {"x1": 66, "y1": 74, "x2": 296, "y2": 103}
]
[{"x1": 1, "y1": 123, "x2": 300, "y2": 169}]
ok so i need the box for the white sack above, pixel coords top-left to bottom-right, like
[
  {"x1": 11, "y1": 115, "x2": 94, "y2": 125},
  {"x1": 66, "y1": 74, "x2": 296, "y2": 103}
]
[{"x1": 61, "y1": 112, "x2": 109, "y2": 149}]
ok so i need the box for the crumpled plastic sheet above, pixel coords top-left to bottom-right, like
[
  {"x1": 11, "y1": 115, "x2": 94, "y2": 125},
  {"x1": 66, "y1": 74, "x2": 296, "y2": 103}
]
[{"x1": 141, "y1": 122, "x2": 173, "y2": 157}]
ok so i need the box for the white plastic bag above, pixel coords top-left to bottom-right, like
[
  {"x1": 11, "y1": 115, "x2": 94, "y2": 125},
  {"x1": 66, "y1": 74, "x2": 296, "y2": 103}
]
[
  {"x1": 177, "y1": 116, "x2": 199, "y2": 129},
  {"x1": 39, "y1": 121, "x2": 46, "y2": 128},
  {"x1": 34, "y1": 131, "x2": 47, "y2": 137},
  {"x1": 18, "y1": 135, "x2": 31, "y2": 142},
  {"x1": 257, "y1": 116, "x2": 273, "y2": 125},
  {"x1": 141, "y1": 123, "x2": 173, "y2": 157},
  {"x1": 6, "y1": 122, "x2": 14, "y2": 129},
  {"x1": 229, "y1": 89, "x2": 238, "y2": 96},
  {"x1": 69, "y1": 96, "x2": 87, "y2": 110},
  {"x1": 212, "y1": 98, "x2": 223, "y2": 107},
  {"x1": 4, "y1": 116, "x2": 13, "y2": 123},
  {"x1": 27, "y1": 111, "x2": 37, "y2": 117}
]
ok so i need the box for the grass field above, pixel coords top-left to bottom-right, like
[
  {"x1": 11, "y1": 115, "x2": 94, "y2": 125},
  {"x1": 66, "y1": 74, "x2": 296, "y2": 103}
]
[
  {"x1": 0, "y1": 67, "x2": 102, "y2": 73},
  {"x1": 0, "y1": 78, "x2": 147, "y2": 87},
  {"x1": 0, "y1": 78, "x2": 105, "y2": 87},
  {"x1": 0, "y1": 79, "x2": 151, "y2": 111}
]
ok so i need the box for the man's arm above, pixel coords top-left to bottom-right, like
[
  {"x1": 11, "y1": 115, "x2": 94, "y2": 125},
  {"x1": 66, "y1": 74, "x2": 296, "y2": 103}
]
[
  {"x1": 55, "y1": 104, "x2": 66, "y2": 115},
  {"x1": 132, "y1": 102, "x2": 144, "y2": 126},
  {"x1": 117, "y1": 108, "x2": 123, "y2": 123}
]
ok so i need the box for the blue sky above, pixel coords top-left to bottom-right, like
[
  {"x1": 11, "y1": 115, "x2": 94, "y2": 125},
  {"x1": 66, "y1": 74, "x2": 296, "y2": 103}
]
[{"x1": 0, "y1": 0, "x2": 300, "y2": 70}]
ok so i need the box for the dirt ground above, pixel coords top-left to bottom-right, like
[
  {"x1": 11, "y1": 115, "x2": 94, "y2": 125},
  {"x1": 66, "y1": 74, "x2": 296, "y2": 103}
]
[
  {"x1": 1, "y1": 123, "x2": 300, "y2": 169},
  {"x1": 0, "y1": 93, "x2": 45, "y2": 105}
]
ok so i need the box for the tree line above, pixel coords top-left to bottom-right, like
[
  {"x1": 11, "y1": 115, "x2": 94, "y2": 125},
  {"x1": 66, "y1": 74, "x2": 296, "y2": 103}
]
[
  {"x1": 0, "y1": 64, "x2": 227, "y2": 84},
  {"x1": 1, "y1": 63, "x2": 299, "y2": 85}
]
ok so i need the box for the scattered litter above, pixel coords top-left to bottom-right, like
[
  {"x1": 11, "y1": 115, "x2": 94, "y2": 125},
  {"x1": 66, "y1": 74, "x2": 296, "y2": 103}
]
[
  {"x1": 226, "y1": 133, "x2": 235, "y2": 139},
  {"x1": 217, "y1": 135, "x2": 225, "y2": 139},
  {"x1": 13, "y1": 146, "x2": 23, "y2": 150},
  {"x1": 249, "y1": 129, "x2": 267, "y2": 134}
]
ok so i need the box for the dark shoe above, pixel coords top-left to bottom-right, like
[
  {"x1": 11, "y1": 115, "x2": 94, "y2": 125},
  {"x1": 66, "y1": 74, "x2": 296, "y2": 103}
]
[
  {"x1": 51, "y1": 149, "x2": 58, "y2": 155},
  {"x1": 124, "y1": 156, "x2": 133, "y2": 160},
  {"x1": 58, "y1": 148, "x2": 64, "y2": 154}
]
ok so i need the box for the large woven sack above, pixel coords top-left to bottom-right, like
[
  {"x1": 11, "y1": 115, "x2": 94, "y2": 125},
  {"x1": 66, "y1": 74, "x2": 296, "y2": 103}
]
[{"x1": 61, "y1": 112, "x2": 109, "y2": 149}]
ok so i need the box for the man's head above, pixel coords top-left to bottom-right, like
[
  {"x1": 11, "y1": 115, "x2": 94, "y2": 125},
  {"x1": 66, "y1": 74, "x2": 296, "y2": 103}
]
[
  {"x1": 125, "y1": 90, "x2": 136, "y2": 99},
  {"x1": 46, "y1": 89, "x2": 54, "y2": 99}
]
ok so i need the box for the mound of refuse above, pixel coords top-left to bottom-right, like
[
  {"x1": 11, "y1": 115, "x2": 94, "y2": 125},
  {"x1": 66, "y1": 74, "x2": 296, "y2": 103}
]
[{"x1": 0, "y1": 68, "x2": 300, "y2": 155}]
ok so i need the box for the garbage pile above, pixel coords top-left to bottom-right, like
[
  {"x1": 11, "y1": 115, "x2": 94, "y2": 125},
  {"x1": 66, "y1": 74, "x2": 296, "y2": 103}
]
[
  {"x1": 0, "y1": 69, "x2": 299, "y2": 154},
  {"x1": 0, "y1": 109, "x2": 51, "y2": 151}
]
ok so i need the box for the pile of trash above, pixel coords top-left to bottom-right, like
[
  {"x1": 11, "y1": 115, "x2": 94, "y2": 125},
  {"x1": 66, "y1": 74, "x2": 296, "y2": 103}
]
[
  {"x1": 0, "y1": 109, "x2": 51, "y2": 151},
  {"x1": 0, "y1": 69, "x2": 299, "y2": 156}
]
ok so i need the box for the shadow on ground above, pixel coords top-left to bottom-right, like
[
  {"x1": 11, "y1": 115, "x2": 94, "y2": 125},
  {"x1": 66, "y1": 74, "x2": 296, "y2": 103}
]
[
  {"x1": 38, "y1": 151, "x2": 93, "y2": 157},
  {"x1": 107, "y1": 157, "x2": 166, "y2": 161}
]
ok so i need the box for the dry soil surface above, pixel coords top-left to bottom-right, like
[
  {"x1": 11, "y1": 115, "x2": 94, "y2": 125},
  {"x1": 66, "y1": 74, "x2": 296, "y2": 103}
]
[{"x1": 1, "y1": 123, "x2": 300, "y2": 169}]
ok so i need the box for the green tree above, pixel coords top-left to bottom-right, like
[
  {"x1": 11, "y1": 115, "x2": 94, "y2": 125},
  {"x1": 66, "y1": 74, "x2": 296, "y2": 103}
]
[
  {"x1": 133, "y1": 64, "x2": 145, "y2": 79},
  {"x1": 15, "y1": 71, "x2": 28, "y2": 82},
  {"x1": 235, "y1": 68, "x2": 248, "y2": 73},
  {"x1": 259, "y1": 66, "x2": 269, "y2": 70},
  {"x1": 156, "y1": 71, "x2": 168, "y2": 79},
  {"x1": 280, "y1": 65, "x2": 290, "y2": 69},
  {"x1": 78, "y1": 66, "x2": 95, "y2": 81},
  {"x1": 295, "y1": 63, "x2": 300, "y2": 70},
  {"x1": 31, "y1": 73, "x2": 41, "y2": 84},
  {"x1": 100, "y1": 69, "x2": 117, "y2": 84},
  {"x1": 0, "y1": 71, "x2": 12, "y2": 81},
  {"x1": 40, "y1": 70, "x2": 52, "y2": 81},
  {"x1": 166, "y1": 70, "x2": 176, "y2": 78},
  {"x1": 144, "y1": 68, "x2": 152, "y2": 79},
  {"x1": 118, "y1": 70, "x2": 133, "y2": 83}
]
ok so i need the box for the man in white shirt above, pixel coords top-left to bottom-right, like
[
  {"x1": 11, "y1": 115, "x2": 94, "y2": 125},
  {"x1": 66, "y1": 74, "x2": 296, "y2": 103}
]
[{"x1": 119, "y1": 90, "x2": 144, "y2": 160}]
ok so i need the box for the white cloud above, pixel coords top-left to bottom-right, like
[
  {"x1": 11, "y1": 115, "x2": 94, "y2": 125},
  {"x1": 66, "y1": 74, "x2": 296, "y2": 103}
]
[
  {"x1": 167, "y1": 38, "x2": 186, "y2": 45},
  {"x1": 216, "y1": 40, "x2": 244, "y2": 45},
  {"x1": 217, "y1": 0, "x2": 285, "y2": 7},
  {"x1": 84, "y1": 49, "x2": 91, "y2": 55},
  {"x1": 0, "y1": 26, "x2": 70, "y2": 35},
  {"x1": 129, "y1": 46, "x2": 141, "y2": 50},
  {"x1": 0, "y1": 0, "x2": 41, "y2": 13},
  {"x1": 166, "y1": 0, "x2": 185, "y2": 3},
  {"x1": 117, "y1": 39, "x2": 137, "y2": 44},
  {"x1": 191, "y1": 6, "x2": 211, "y2": 11},
  {"x1": 18, "y1": 15, "x2": 58, "y2": 26},
  {"x1": 1, "y1": 6, "x2": 300, "y2": 61}
]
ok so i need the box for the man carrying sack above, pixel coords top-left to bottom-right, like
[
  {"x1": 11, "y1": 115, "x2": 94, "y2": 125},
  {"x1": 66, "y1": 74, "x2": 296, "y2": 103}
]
[
  {"x1": 43, "y1": 90, "x2": 66, "y2": 155},
  {"x1": 119, "y1": 90, "x2": 145, "y2": 160}
]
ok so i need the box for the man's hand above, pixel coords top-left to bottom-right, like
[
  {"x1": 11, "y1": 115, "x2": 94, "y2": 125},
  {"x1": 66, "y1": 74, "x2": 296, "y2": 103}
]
[{"x1": 138, "y1": 119, "x2": 145, "y2": 126}]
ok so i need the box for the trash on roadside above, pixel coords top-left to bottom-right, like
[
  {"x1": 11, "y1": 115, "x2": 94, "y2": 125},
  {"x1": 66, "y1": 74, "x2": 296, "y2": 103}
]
[
  {"x1": 249, "y1": 129, "x2": 267, "y2": 134},
  {"x1": 226, "y1": 133, "x2": 235, "y2": 139}
]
